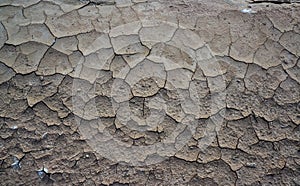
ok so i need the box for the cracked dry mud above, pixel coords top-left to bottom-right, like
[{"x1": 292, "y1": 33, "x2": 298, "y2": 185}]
[{"x1": 0, "y1": 0, "x2": 300, "y2": 185}]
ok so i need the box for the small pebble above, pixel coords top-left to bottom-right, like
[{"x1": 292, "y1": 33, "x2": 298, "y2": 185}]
[
  {"x1": 37, "y1": 166, "x2": 49, "y2": 179},
  {"x1": 37, "y1": 170, "x2": 45, "y2": 179},
  {"x1": 41, "y1": 132, "x2": 48, "y2": 138},
  {"x1": 11, "y1": 157, "x2": 21, "y2": 169},
  {"x1": 246, "y1": 162, "x2": 256, "y2": 168},
  {"x1": 241, "y1": 8, "x2": 256, "y2": 14},
  {"x1": 280, "y1": 124, "x2": 290, "y2": 128}
]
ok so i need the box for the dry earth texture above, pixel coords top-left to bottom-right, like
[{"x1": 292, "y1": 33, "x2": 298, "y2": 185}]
[{"x1": 0, "y1": 0, "x2": 300, "y2": 185}]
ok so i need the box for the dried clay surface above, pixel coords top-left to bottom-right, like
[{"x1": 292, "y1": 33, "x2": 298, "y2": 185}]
[{"x1": 0, "y1": 0, "x2": 300, "y2": 185}]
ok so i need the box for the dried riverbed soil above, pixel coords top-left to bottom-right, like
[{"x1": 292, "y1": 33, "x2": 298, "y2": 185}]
[{"x1": 0, "y1": 0, "x2": 300, "y2": 185}]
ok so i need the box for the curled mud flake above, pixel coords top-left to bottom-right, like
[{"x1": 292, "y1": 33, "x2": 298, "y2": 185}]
[
  {"x1": 6, "y1": 24, "x2": 55, "y2": 46},
  {"x1": 77, "y1": 31, "x2": 111, "y2": 56},
  {"x1": 286, "y1": 60, "x2": 300, "y2": 83},
  {"x1": 52, "y1": 36, "x2": 78, "y2": 55},
  {"x1": 14, "y1": 42, "x2": 49, "y2": 74},
  {"x1": 0, "y1": 63, "x2": 16, "y2": 84},
  {"x1": 253, "y1": 39, "x2": 283, "y2": 69},
  {"x1": 0, "y1": 22, "x2": 7, "y2": 49},
  {"x1": 37, "y1": 48, "x2": 73, "y2": 76},
  {"x1": 45, "y1": 10, "x2": 94, "y2": 38},
  {"x1": 274, "y1": 78, "x2": 300, "y2": 105},
  {"x1": 280, "y1": 49, "x2": 298, "y2": 69},
  {"x1": 279, "y1": 31, "x2": 300, "y2": 57},
  {"x1": 139, "y1": 23, "x2": 178, "y2": 48},
  {"x1": 147, "y1": 43, "x2": 196, "y2": 72}
]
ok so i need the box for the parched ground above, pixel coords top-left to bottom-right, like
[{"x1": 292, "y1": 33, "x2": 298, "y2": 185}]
[{"x1": 0, "y1": 0, "x2": 299, "y2": 185}]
